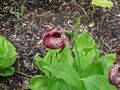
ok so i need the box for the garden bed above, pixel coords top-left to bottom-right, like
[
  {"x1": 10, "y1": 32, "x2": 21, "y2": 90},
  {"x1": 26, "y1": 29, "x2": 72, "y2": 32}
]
[{"x1": 0, "y1": 0, "x2": 120, "y2": 89}]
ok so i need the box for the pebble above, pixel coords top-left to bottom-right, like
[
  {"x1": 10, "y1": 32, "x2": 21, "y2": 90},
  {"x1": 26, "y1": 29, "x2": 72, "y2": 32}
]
[
  {"x1": 88, "y1": 22, "x2": 95, "y2": 28},
  {"x1": 117, "y1": 14, "x2": 120, "y2": 18}
]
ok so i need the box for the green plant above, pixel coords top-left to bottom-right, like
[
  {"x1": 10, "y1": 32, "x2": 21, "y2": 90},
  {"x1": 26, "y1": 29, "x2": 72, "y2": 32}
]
[
  {"x1": 28, "y1": 18, "x2": 116, "y2": 90},
  {"x1": 10, "y1": 11, "x2": 23, "y2": 18},
  {"x1": 91, "y1": 0, "x2": 113, "y2": 17},
  {"x1": 10, "y1": 3, "x2": 24, "y2": 18},
  {"x1": 0, "y1": 36, "x2": 17, "y2": 77}
]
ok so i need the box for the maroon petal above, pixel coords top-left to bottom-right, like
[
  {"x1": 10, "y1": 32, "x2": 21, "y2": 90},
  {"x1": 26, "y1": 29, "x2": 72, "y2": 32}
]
[
  {"x1": 42, "y1": 27, "x2": 67, "y2": 50},
  {"x1": 109, "y1": 63, "x2": 120, "y2": 87},
  {"x1": 114, "y1": 50, "x2": 120, "y2": 64},
  {"x1": 114, "y1": 56, "x2": 120, "y2": 64},
  {"x1": 117, "y1": 50, "x2": 120, "y2": 55},
  {"x1": 43, "y1": 34, "x2": 66, "y2": 49},
  {"x1": 42, "y1": 27, "x2": 62, "y2": 37}
]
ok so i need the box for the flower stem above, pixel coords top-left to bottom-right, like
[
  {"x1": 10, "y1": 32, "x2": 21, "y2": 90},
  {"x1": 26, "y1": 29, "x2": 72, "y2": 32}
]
[{"x1": 74, "y1": 41, "x2": 82, "y2": 77}]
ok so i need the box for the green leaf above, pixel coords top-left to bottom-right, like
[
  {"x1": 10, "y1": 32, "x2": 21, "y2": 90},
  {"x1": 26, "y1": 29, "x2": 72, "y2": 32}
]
[
  {"x1": 35, "y1": 55, "x2": 50, "y2": 78},
  {"x1": 44, "y1": 49, "x2": 59, "y2": 64},
  {"x1": 81, "y1": 54, "x2": 116, "y2": 79},
  {"x1": 74, "y1": 31, "x2": 98, "y2": 69},
  {"x1": 28, "y1": 75, "x2": 49, "y2": 90},
  {"x1": 47, "y1": 25, "x2": 53, "y2": 29},
  {"x1": 81, "y1": 61, "x2": 104, "y2": 78},
  {"x1": 43, "y1": 45, "x2": 73, "y2": 66},
  {"x1": 0, "y1": 67, "x2": 14, "y2": 77},
  {"x1": 57, "y1": 44, "x2": 73, "y2": 66},
  {"x1": 47, "y1": 77, "x2": 79, "y2": 90},
  {"x1": 94, "y1": 46, "x2": 100, "y2": 60},
  {"x1": 84, "y1": 48, "x2": 96, "y2": 65},
  {"x1": 74, "y1": 17, "x2": 81, "y2": 40},
  {"x1": 64, "y1": 31, "x2": 74, "y2": 38},
  {"x1": 75, "y1": 31, "x2": 95, "y2": 50},
  {"x1": 10, "y1": 11, "x2": 22, "y2": 18},
  {"x1": 99, "y1": 54, "x2": 116, "y2": 77},
  {"x1": 43, "y1": 63, "x2": 82, "y2": 88},
  {"x1": 81, "y1": 75, "x2": 116, "y2": 90},
  {"x1": 92, "y1": 0, "x2": 113, "y2": 7},
  {"x1": 0, "y1": 35, "x2": 17, "y2": 70},
  {"x1": 100, "y1": 54, "x2": 116, "y2": 68}
]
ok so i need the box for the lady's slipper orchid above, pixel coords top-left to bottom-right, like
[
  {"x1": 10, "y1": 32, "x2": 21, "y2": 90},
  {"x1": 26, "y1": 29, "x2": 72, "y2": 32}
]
[
  {"x1": 109, "y1": 63, "x2": 120, "y2": 88},
  {"x1": 114, "y1": 50, "x2": 120, "y2": 64},
  {"x1": 42, "y1": 27, "x2": 67, "y2": 50},
  {"x1": 109, "y1": 50, "x2": 120, "y2": 88}
]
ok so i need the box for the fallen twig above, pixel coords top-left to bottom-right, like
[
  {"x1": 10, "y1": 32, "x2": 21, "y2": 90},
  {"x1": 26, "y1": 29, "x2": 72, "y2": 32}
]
[{"x1": 15, "y1": 71, "x2": 33, "y2": 78}]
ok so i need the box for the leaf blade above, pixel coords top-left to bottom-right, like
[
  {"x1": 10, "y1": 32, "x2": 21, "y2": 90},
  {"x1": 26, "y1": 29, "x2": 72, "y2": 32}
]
[
  {"x1": 82, "y1": 75, "x2": 116, "y2": 90},
  {"x1": 92, "y1": 0, "x2": 113, "y2": 7},
  {"x1": 28, "y1": 75, "x2": 49, "y2": 90},
  {"x1": 44, "y1": 63, "x2": 82, "y2": 88}
]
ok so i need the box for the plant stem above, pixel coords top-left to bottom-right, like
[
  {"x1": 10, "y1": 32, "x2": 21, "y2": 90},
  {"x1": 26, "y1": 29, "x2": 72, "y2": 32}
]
[
  {"x1": 15, "y1": 71, "x2": 32, "y2": 78},
  {"x1": 21, "y1": 3, "x2": 24, "y2": 16},
  {"x1": 74, "y1": 41, "x2": 82, "y2": 77},
  {"x1": 74, "y1": 17, "x2": 81, "y2": 40},
  {"x1": 91, "y1": 5, "x2": 96, "y2": 18}
]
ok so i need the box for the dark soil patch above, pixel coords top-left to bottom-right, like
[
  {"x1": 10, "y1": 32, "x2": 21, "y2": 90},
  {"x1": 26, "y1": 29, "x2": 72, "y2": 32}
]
[{"x1": 0, "y1": 0, "x2": 120, "y2": 89}]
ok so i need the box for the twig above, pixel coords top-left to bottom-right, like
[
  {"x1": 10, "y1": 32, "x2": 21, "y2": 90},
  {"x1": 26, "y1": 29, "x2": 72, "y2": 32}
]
[
  {"x1": 72, "y1": 2, "x2": 89, "y2": 19},
  {"x1": 91, "y1": 5, "x2": 95, "y2": 18},
  {"x1": 15, "y1": 71, "x2": 33, "y2": 78},
  {"x1": 22, "y1": 20, "x2": 34, "y2": 29},
  {"x1": 0, "y1": 14, "x2": 4, "y2": 17},
  {"x1": 100, "y1": 37, "x2": 111, "y2": 51}
]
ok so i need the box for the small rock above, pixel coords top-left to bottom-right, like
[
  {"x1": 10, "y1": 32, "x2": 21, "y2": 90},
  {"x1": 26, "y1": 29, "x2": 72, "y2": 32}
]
[
  {"x1": 117, "y1": 14, "x2": 120, "y2": 18},
  {"x1": 89, "y1": 22, "x2": 95, "y2": 28}
]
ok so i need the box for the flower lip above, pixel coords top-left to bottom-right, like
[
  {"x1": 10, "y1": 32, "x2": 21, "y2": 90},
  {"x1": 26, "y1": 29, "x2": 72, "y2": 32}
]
[
  {"x1": 52, "y1": 32, "x2": 61, "y2": 38},
  {"x1": 109, "y1": 63, "x2": 120, "y2": 87},
  {"x1": 42, "y1": 27, "x2": 67, "y2": 50},
  {"x1": 109, "y1": 50, "x2": 120, "y2": 88},
  {"x1": 42, "y1": 27, "x2": 62, "y2": 38}
]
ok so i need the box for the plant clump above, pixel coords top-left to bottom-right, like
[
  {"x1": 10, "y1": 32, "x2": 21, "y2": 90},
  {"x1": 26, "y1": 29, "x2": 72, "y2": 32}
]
[{"x1": 0, "y1": 35, "x2": 17, "y2": 77}]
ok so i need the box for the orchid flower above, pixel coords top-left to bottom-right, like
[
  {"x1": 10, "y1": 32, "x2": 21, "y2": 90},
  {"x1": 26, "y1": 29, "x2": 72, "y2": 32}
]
[
  {"x1": 42, "y1": 27, "x2": 67, "y2": 50},
  {"x1": 109, "y1": 50, "x2": 120, "y2": 88}
]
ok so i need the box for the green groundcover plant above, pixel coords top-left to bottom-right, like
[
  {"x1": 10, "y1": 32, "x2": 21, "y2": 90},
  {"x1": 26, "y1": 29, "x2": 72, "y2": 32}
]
[
  {"x1": 28, "y1": 18, "x2": 116, "y2": 90},
  {"x1": 91, "y1": 0, "x2": 113, "y2": 17},
  {"x1": 0, "y1": 35, "x2": 17, "y2": 77},
  {"x1": 91, "y1": 0, "x2": 113, "y2": 7}
]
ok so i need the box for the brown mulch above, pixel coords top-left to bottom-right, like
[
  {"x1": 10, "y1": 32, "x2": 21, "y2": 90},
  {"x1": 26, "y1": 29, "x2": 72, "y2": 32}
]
[{"x1": 0, "y1": 0, "x2": 120, "y2": 89}]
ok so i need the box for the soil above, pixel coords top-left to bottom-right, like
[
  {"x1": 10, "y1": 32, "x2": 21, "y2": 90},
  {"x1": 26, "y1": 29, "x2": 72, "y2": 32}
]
[{"x1": 0, "y1": 0, "x2": 120, "y2": 90}]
